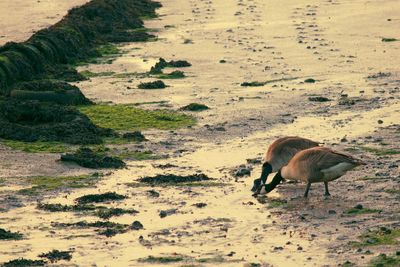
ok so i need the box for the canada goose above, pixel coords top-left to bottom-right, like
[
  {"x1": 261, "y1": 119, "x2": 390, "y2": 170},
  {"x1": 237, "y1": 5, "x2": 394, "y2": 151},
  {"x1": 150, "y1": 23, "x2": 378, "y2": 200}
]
[
  {"x1": 251, "y1": 136, "x2": 320, "y2": 194},
  {"x1": 262, "y1": 147, "x2": 366, "y2": 197}
]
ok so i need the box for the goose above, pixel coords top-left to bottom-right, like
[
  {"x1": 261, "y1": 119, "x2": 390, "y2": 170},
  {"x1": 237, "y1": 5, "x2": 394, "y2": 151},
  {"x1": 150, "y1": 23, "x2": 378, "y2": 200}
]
[
  {"x1": 262, "y1": 147, "x2": 366, "y2": 197},
  {"x1": 251, "y1": 136, "x2": 320, "y2": 195}
]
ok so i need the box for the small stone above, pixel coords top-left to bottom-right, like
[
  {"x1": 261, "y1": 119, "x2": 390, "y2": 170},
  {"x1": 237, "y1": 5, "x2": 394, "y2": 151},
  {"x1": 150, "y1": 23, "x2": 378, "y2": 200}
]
[
  {"x1": 377, "y1": 120, "x2": 383, "y2": 124},
  {"x1": 131, "y1": 221, "x2": 144, "y2": 230},
  {"x1": 297, "y1": 246, "x2": 303, "y2": 251},
  {"x1": 328, "y1": 210, "x2": 337, "y2": 214},
  {"x1": 354, "y1": 204, "x2": 363, "y2": 210}
]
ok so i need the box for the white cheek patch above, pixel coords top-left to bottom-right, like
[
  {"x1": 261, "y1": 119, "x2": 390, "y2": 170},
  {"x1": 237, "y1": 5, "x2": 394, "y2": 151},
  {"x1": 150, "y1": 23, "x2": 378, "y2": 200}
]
[
  {"x1": 321, "y1": 162, "x2": 354, "y2": 180},
  {"x1": 260, "y1": 186, "x2": 266, "y2": 194}
]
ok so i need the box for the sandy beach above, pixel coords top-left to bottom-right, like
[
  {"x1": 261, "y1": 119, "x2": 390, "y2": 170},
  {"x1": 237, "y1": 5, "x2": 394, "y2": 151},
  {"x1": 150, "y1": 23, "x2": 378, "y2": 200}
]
[{"x1": 0, "y1": 0, "x2": 399, "y2": 266}]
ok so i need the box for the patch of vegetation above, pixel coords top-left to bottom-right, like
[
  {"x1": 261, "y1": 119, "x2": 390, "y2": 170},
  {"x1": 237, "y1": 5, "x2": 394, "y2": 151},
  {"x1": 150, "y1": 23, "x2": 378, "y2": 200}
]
[
  {"x1": 2, "y1": 140, "x2": 72, "y2": 153},
  {"x1": 308, "y1": 96, "x2": 330, "y2": 102},
  {"x1": 0, "y1": 100, "x2": 112, "y2": 144},
  {"x1": 61, "y1": 147, "x2": 126, "y2": 169},
  {"x1": 138, "y1": 256, "x2": 187, "y2": 263},
  {"x1": 75, "y1": 192, "x2": 126, "y2": 204},
  {"x1": 340, "y1": 261, "x2": 356, "y2": 267},
  {"x1": 18, "y1": 173, "x2": 101, "y2": 195},
  {"x1": 385, "y1": 189, "x2": 400, "y2": 195},
  {"x1": 240, "y1": 81, "x2": 267, "y2": 87},
  {"x1": 241, "y1": 77, "x2": 298, "y2": 87},
  {"x1": 10, "y1": 80, "x2": 92, "y2": 105},
  {"x1": 53, "y1": 220, "x2": 130, "y2": 237},
  {"x1": 197, "y1": 256, "x2": 226, "y2": 263},
  {"x1": 304, "y1": 78, "x2": 316, "y2": 83},
  {"x1": 2, "y1": 258, "x2": 45, "y2": 267},
  {"x1": 360, "y1": 146, "x2": 400, "y2": 156},
  {"x1": 157, "y1": 70, "x2": 185, "y2": 79},
  {"x1": 344, "y1": 204, "x2": 381, "y2": 216},
  {"x1": 122, "y1": 131, "x2": 146, "y2": 142},
  {"x1": 338, "y1": 96, "x2": 356, "y2": 106},
  {"x1": 0, "y1": 228, "x2": 23, "y2": 240},
  {"x1": 180, "y1": 103, "x2": 210, "y2": 112},
  {"x1": 350, "y1": 227, "x2": 400, "y2": 247},
  {"x1": 138, "y1": 80, "x2": 166, "y2": 89},
  {"x1": 78, "y1": 104, "x2": 196, "y2": 131},
  {"x1": 267, "y1": 199, "x2": 288, "y2": 209},
  {"x1": 138, "y1": 173, "x2": 212, "y2": 185},
  {"x1": 149, "y1": 58, "x2": 191, "y2": 74},
  {"x1": 38, "y1": 250, "x2": 72, "y2": 263},
  {"x1": 369, "y1": 253, "x2": 400, "y2": 267},
  {"x1": 117, "y1": 150, "x2": 160, "y2": 160},
  {"x1": 79, "y1": 70, "x2": 115, "y2": 78},
  {"x1": 37, "y1": 202, "x2": 137, "y2": 219},
  {"x1": 382, "y1": 38, "x2": 398, "y2": 42}
]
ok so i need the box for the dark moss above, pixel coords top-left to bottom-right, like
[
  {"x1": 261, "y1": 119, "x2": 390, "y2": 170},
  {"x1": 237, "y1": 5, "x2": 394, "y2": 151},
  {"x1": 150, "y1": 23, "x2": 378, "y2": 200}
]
[
  {"x1": 37, "y1": 202, "x2": 137, "y2": 219},
  {"x1": 138, "y1": 173, "x2": 212, "y2": 185},
  {"x1": 308, "y1": 96, "x2": 330, "y2": 102},
  {"x1": 149, "y1": 58, "x2": 191, "y2": 74},
  {"x1": 240, "y1": 81, "x2": 266, "y2": 87},
  {"x1": 369, "y1": 253, "x2": 400, "y2": 267},
  {"x1": 38, "y1": 250, "x2": 72, "y2": 263},
  {"x1": 304, "y1": 78, "x2": 316, "y2": 83},
  {"x1": 138, "y1": 80, "x2": 166, "y2": 89},
  {"x1": 2, "y1": 259, "x2": 45, "y2": 267},
  {"x1": 61, "y1": 147, "x2": 126, "y2": 168},
  {"x1": 53, "y1": 220, "x2": 130, "y2": 237},
  {"x1": 75, "y1": 192, "x2": 126, "y2": 204},
  {"x1": 131, "y1": 221, "x2": 144, "y2": 230},
  {"x1": 10, "y1": 80, "x2": 92, "y2": 105},
  {"x1": 139, "y1": 256, "x2": 186, "y2": 263},
  {"x1": 180, "y1": 103, "x2": 210, "y2": 111},
  {"x1": 0, "y1": 0, "x2": 161, "y2": 90},
  {"x1": 382, "y1": 38, "x2": 398, "y2": 42},
  {"x1": 157, "y1": 70, "x2": 185, "y2": 79},
  {"x1": 0, "y1": 100, "x2": 111, "y2": 144},
  {"x1": 0, "y1": 228, "x2": 23, "y2": 240},
  {"x1": 122, "y1": 131, "x2": 147, "y2": 142}
]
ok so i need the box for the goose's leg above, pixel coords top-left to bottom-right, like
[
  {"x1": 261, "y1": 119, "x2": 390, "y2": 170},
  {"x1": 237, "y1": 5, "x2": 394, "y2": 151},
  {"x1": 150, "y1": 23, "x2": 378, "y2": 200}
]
[
  {"x1": 324, "y1": 182, "x2": 330, "y2": 196},
  {"x1": 304, "y1": 182, "x2": 311, "y2": 198}
]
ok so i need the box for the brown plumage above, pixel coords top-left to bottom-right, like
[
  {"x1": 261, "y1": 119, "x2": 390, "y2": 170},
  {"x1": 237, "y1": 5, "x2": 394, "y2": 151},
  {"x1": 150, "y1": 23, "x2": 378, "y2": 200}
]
[
  {"x1": 265, "y1": 147, "x2": 366, "y2": 197},
  {"x1": 252, "y1": 136, "x2": 320, "y2": 194}
]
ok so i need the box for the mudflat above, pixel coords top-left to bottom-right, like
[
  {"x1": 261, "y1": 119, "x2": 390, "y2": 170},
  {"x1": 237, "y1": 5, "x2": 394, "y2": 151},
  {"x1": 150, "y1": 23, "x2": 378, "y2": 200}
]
[{"x1": 0, "y1": 0, "x2": 399, "y2": 266}]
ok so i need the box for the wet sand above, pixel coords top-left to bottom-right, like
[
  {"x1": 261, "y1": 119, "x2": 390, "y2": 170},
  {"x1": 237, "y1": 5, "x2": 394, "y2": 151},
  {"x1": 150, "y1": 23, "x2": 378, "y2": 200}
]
[
  {"x1": 0, "y1": 0, "x2": 399, "y2": 266},
  {"x1": 0, "y1": 0, "x2": 90, "y2": 45}
]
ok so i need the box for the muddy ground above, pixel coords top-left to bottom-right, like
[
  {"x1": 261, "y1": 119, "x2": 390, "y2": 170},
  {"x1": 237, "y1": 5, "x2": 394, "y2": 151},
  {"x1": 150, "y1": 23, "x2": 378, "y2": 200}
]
[{"x1": 0, "y1": 0, "x2": 399, "y2": 266}]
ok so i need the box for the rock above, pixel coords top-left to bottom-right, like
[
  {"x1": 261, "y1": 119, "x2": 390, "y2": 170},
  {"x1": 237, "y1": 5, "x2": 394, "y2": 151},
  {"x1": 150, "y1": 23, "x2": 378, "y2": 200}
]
[
  {"x1": 147, "y1": 190, "x2": 160, "y2": 198},
  {"x1": 235, "y1": 167, "x2": 251, "y2": 177},
  {"x1": 159, "y1": 209, "x2": 177, "y2": 218},
  {"x1": 131, "y1": 221, "x2": 144, "y2": 230},
  {"x1": 193, "y1": 203, "x2": 207, "y2": 208},
  {"x1": 122, "y1": 131, "x2": 146, "y2": 142}
]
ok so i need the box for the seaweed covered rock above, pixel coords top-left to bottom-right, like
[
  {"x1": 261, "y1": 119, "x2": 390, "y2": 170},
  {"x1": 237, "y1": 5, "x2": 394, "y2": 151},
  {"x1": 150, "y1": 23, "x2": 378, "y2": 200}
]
[
  {"x1": 180, "y1": 103, "x2": 209, "y2": 111},
  {"x1": 10, "y1": 80, "x2": 93, "y2": 105},
  {"x1": 0, "y1": 0, "x2": 161, "y2": 90},
  {"x1": 149, "y1": 58, "x2": 191, "y2": 74},
  {"x1": 138, "y1": 173, "x2": 212, "y2": 185},
  {"x1": 122, "y1": 131, "x2": 147, "y2": 142},
  {"x1": 0, "y1": 100, "x2": 111, "y2": 144},
  {"x1": 138, "y1": 80, "x2": 166, "y2": 89},
  {"x1": 61, "y1": 147, "x2": 126, "y2": 169}
]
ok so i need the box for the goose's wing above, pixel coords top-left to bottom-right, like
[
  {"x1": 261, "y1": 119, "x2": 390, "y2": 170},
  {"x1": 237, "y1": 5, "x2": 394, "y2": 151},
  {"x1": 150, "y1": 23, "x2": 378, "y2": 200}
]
[{"x1": 315, "y1": 148, "x2": 365, "y2": 170}]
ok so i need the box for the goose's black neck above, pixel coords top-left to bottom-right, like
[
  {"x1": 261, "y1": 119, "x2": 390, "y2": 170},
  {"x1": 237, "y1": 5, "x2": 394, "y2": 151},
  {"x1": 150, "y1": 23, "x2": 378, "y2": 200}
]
[
  {"x1": 260, "y1": 162, "x2": 273, "y2": 182},
  {"x1": 264, "y1": 170, "x2": 283, "y2": 193}
]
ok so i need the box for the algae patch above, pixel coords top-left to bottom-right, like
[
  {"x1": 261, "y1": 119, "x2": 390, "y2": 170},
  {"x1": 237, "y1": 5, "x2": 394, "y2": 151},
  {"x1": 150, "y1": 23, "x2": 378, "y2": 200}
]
[
  {"x1": 75, "y1": 192, "x2": 126, "y2": 204},
  {"x1": 0, "y1": 228, "x2": 23, "y2": 240},
  {"x1": 78, "y1": 104, "x2": 196, "y2": 131},
  {"x1": 18, "y1": 173, "x2": 101, "y2": 195}
]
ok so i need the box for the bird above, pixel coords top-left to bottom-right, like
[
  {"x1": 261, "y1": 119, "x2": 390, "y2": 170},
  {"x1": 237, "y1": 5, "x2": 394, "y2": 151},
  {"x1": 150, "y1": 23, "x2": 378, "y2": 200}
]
[
  {"x1": 251, "y1": 136, "x2": 320, "y2": 195},
  {"x1": 262, "y1": 146, "x2": 366, "y2": 197}
]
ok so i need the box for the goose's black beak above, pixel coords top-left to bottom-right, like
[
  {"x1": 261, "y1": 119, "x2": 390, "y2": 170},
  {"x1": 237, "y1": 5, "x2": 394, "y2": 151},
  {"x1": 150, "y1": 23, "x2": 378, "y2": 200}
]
[{"x1": 251, "y1": 178, "x2": 262, "y2": 192}]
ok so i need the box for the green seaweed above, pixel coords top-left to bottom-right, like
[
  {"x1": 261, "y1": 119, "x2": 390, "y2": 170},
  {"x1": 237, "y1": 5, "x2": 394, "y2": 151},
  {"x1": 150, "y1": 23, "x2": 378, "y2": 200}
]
[
  {"x1": 78, "y1": 104, "x2": 196, "y2": 131},
  {"x1": 18, "y1": 173, "x2": 100, "y2": 195},
  {"x1": 180, "y1": 103, "x2": 210, "y2": 111},
  {"x1": 350, "y1": 227, "x2": 400, "y2": 247},
  {"x1": 369, "y1": 253, "x2": 400, "y2": 267},
  {"x1": 38, "y1": 250, "x2": 72, "y2": 263},
  {"x1": 75, "y1": 192, "x2": 126, "y2": 204},
  {"x1": 0, "y1": 228, "x2": 23, "y2": 240},
  {"x1": 2, "y1": 258, "x2": 45, "y2": 267},
  {"x1": 138, "y1": 80, "x2": 166, "y2": 89}
]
